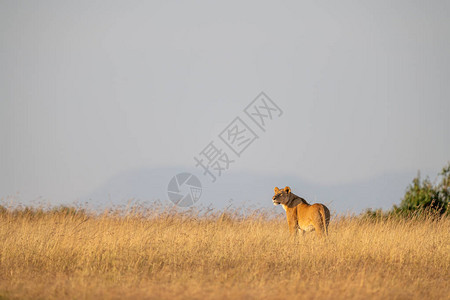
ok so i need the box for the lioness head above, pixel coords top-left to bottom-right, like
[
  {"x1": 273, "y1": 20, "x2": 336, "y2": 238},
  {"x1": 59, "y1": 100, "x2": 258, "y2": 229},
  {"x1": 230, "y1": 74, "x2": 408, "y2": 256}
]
[{"x1": 272, "y1": 186, "x2": 291, "y2": 205}]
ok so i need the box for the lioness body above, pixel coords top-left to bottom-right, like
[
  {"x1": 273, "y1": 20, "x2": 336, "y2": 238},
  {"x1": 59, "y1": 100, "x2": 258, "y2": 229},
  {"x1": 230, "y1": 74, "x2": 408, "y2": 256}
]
[{"x1": 273, "y1": 186, "x2": 330, "y2": 237}]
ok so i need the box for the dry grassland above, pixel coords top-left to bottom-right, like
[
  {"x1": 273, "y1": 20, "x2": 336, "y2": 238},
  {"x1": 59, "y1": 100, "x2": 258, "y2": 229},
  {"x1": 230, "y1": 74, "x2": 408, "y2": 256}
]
[{"x1": 0, "y1": 206, "x2": 449, "y2": 299}]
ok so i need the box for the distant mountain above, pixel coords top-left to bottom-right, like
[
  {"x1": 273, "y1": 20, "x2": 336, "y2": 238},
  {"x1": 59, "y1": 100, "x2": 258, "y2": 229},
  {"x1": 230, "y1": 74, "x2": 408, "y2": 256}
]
[{"x1": 82, "y1": 166, "x2": 420, "y2": 214}]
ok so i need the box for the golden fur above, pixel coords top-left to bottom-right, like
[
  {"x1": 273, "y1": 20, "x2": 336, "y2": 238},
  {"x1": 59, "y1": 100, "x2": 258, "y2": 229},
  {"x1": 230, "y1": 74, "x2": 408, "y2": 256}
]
[{"x1": 272, "y1": 186, "x2": 330, "y2": 237}]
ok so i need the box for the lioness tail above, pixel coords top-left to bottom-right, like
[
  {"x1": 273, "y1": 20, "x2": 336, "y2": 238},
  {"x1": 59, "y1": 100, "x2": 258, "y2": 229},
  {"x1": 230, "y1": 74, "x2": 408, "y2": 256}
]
[{"x1": 319, "y1": 206, "x2": 328, "y2": 236}]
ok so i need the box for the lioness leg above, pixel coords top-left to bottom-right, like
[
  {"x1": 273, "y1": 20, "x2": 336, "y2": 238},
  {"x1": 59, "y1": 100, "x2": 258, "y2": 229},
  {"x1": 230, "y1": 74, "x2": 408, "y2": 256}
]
[
  {"x1": 313, "y1": 215, "x2": 326, "y2": 237},
  {"x1": 287, "y1": 218, "x2": 297, "y2": 236}
]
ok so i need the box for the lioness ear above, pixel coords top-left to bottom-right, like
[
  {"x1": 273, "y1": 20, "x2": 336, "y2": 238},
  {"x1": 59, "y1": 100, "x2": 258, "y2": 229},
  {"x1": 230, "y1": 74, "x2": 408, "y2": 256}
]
[
  {"x1": 284, "y1": 186, "x2": 291, "y2": 194},
  {"x1": 274, "y1": 187, "x2": 280, "y2": 193}
]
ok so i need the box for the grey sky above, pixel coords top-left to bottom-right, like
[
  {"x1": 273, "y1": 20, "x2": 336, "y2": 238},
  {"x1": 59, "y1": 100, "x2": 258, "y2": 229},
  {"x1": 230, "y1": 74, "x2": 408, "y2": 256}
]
[{"x1": 1, "y1": 1, "x2": 449, "y2": 208}]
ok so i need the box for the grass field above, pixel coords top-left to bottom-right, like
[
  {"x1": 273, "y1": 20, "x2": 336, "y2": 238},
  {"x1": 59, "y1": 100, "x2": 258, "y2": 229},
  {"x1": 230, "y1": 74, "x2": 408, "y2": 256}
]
[{"x1": 0, "y1": 205, "x2": 449, "y2": 299}]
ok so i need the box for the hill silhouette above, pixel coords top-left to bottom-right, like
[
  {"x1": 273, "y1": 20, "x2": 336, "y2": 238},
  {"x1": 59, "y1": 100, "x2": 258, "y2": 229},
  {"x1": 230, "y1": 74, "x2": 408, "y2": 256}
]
[{"x1": 82, "y1": 167, "x2": 419, "y2": 214}]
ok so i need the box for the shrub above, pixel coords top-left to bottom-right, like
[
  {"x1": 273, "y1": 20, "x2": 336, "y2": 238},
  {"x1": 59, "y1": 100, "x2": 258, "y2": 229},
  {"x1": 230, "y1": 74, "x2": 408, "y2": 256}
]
[{"x1": 393, "y1": 163, "x2": 449, "y2": 216}]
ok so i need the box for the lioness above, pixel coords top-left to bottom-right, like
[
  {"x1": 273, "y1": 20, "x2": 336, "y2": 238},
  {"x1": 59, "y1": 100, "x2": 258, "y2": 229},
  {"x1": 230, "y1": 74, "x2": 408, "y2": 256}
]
[{"x1": 272, "y1": 186, "x2": 330, "y2": 237}]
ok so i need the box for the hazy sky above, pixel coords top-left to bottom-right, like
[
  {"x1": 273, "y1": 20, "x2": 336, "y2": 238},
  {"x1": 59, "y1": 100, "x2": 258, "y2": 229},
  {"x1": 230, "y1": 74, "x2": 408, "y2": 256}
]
[{"x1": 1, "y1": 1, "x2": 449, "y2": 206}]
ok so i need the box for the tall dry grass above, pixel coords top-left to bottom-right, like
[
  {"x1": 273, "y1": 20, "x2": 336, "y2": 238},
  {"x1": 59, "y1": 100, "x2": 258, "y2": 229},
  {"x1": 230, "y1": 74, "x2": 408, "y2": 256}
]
[{"x1": 0, "y1": 205, "x2": 449, "y2": 299}]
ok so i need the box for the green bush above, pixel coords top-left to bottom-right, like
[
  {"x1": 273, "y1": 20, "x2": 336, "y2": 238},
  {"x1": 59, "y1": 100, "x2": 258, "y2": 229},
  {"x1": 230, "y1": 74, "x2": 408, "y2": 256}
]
[
  {"x1": 393, "y1": 163, "x2": 450, "y2": 216},
  {"x1": 363, "y1": 162, "x2": 450, "y2": 219}
]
